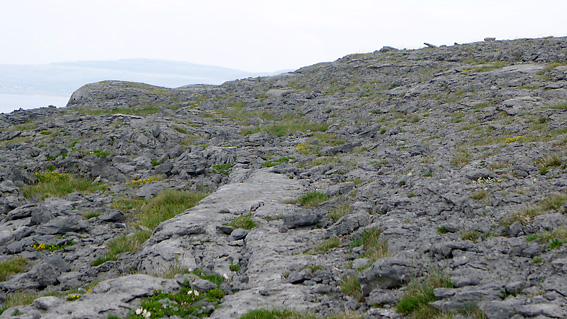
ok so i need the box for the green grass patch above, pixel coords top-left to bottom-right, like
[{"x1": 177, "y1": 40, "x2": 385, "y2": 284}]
[
  {"x1": 229, "y1": 262, "x2": 241, "y2": 272},
  {"x1": 130, "y1": 281, "x2": 225, "y2": 319},
  {"x1": 95, "y1": 190, "x2": 208, "y2": 265},
  {"x1": 22, "y1": 171, "x2": 107, "y2": 199},
  {"x1": 191, "y1": 268, "x2": 226, "y2": 286},
  {"x1": 526, "y1": 226, "x2": 567, "y2": 250},
  {"x1": 536, "y1": 154, "x2": 563, "y2": 169},
  {"x1": 450, "y1": 152, "x2": 471, "y2": 168},
  {"x1": 549, "y1": 102, "x2": 567, "y2": 110},
  {"x1": 173, "y1": 126, "x2": 188, "y2": 134},
  {"x1": 82, "y1": 211, "x2": 100, "y2": 219},
  {"x1": 0, "y1": 291, "x2": 40, "y2": 315},
  {"x1": 395, "y1": 270, "x2": 453, "y2": 318},
  {"x1": 0, "y1": 257, "x2": 29, "y2": 282},
  {"x1": 287, "y1": 192, "x2": 329, "y2": 208},
  {"x1": 350, "y1": 228, "x2": 391, "y2": 261},
  {"x1": 226, "y1": 213, "x2": 257, "y2": 230},
  {"x1": 328, "y1": 203, "x2": 350, "y2": 223},
  {"x1": 460, "y1": 229, "x2": 482, "y2": 242},
  {"x1": 471, "y1": 190, "x2": 487, "y2": 201},
  {"x1": 138, "y1": 189, "x2": 208, "y2": 230},
  {"x1": 262, "y1": 156, "x2": 296, "y2": 167},
  {"x1": 93, "y1": 230, "x2": 152, "y2": 266},
  {"x1": 340, "y1": 274, "x2": 363, "y2": 301},
  {"x1": 211, "y1": 163, "x2": 234, "y2": 175},
  {"x1": 504, "y1": 193, "x2": 567, "y2": 226},
  {"x1": 313, "y1": 237, "x2": 340, "y2": 252}
]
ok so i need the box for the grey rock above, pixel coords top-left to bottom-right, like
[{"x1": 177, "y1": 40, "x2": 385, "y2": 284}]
[
  {"x1": 32, "y1": 296, "x2": 62, "y2": 311},
  {"x1": 329, "y1": 212, "x2": 370, "y2": 236},
  {"x1": 325, "y1": 182, "x2": 354, "y2": 197},
  {"x1": 358, "y1": 257, "x2": 416, "y2": 295},
  {"x1": 282, "y1": 211, "x2": 322, "y2": 229},
  {"x1": 352, "y1": 258, "x2": 371, "y2": 270},
  {"x1": 98, "y1": 210, "x2": 125, "y2": 222},
  {"x1": 507, "y1": 221, "x2": 524, "y2": 237},
  {"x1": 231, "y1": 228, "x2": 249, "y2": 240},
  {"x1": 217, "y1": 225, "x2": 234, "y2": 234},
  {"x1": 366, "y1": 288, "x2": 402, "y2": 306},
  {"x1": 482, "y1": 297, "x2": 524, "y2": 319},
  {"x1": 189, "y1": 276, "x2": 218, "y2": 292},
  {"x1": 519, "y1": 303, "x2": 566, "y2": 318},
  {"x1": 319, "y1": 143, "x2": 361, "y2": 156},
  {"x1": 36, "y1": 216, "x2": 89, "y2": 235}
]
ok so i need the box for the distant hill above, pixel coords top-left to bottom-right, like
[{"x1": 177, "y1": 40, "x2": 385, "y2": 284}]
[{"x1": 0, "y1": 59, "x2": 273, "y2": 96}]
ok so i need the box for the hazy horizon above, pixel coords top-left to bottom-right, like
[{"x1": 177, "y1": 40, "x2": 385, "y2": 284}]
[
  {"x1": 0, "y1": 58, "x2": 279, "y2": 114},
  {"x1": 2, "y1": 1, "x2": 566, "y2": 72}
]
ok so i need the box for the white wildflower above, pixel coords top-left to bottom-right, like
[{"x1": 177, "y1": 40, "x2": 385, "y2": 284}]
[
  {"x1": 136, "y1": 308, "x2": 143, "y2": 315},
  {"x1": 223, "y1": 273, "x2": 229, "y2": 280},
  {"x1": 194, "y1": 290, "x2": 200, "y2": 296}
]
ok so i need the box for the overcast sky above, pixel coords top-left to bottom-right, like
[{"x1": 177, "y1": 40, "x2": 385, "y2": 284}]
[{"x1": 1, "y1": 0, "x2": 566, "y2": 72}]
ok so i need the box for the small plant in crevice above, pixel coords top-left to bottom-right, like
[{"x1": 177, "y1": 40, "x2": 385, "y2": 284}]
[
  {"x1": 526, "y1": 226, "x2": 567, "y2": 250},
  {"x1": 31, "y1": 240, "x2": 75, "y2": 251},
  {"x1": 350, "y1": 228, "x2": 391, "y2": 261},
  {"x1": 395, "y1": 269, "x2": 453, "y2": 318},
  {"x1": 340, "y1": 273, "x2": 363, "y2": 301},
  {"x1": 226, "y1": 213, "x2": 257, "y2": 230},
  {"x1": 262, "y1": 156, "x2": 296, "y2": 167},
  {"x1": 533, "y1": 256, "x2": 543, "y2": 265},
  {"x1": 286, "y1": 191, "x2": 329, "y2": 208},
  {"x1": 328, "y1": 203, "x2": 350, "y2": 223},
  {"x1": 229, "y1": 262, "x2": 241, "y2": 272},
  {"x1": 125, "y1": 176, "x2": 157, "y2": 188},
  {"x1": 460, "y1": 229, "x2": 482, "y2": 242},
  {"x1": 450, "y1": 152, "x2": 471, "y2": 168},
  {"x1": 211, "y1": 163, "x2": 234, "y2": 175},
  {"x1": 313, "y1": 237, "x2": 340, "y2": 252}
]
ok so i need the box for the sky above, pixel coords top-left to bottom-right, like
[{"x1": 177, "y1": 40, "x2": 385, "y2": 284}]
[{"x1": 2, "y1": 0, "x2": 566, "y2": 73}]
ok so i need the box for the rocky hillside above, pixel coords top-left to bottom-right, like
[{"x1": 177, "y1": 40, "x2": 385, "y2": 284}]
[{"x1": 1, "y1": 36, "x2": 567, "y2": 319}]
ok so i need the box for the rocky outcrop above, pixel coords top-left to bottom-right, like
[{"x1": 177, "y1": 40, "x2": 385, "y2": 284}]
[{"x1": 2, "y1": 36, "x2": 567, "y2": 318}]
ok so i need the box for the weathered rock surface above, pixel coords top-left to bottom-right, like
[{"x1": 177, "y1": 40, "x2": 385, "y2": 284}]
[{"x1": 2, "y1": 36, "x2": 567, "y2": 318}]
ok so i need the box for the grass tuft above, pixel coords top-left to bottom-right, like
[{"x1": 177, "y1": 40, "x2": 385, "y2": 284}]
[
  {"x1": 94, "y1": 190, "x2": 207, "y2": 265},
  {"x1": 0, "y1": 257, "x2": 29, "y2": 282},
  {"x1": 313, "y1": 237, "x2": 340, "y2": 252},
  {"x1": 227, "y1": 213, "x2": 257, "y2": 230},
  {"x1": 287, "y1": 192, "x2": 329, "y2": 208},
  {"x1": 22, "y1": 171, "x2": 107, "y2": 199},
  {"x1": 351, "y1": 228, "x2": 391, "y2": 261},
  {"x1": 328, "y1": 203, "x2": 350, "y2": 223},
  {"x1": 504, "y1": 193, "x2": 567, "y2": 225},
  {"x1": 396, "y1": 269, "x2": 453, "y2": 318}
]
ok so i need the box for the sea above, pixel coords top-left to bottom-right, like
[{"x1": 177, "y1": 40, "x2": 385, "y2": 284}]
[{"x1": 0, "y1": 94, "x2": 70, "y2": 114}]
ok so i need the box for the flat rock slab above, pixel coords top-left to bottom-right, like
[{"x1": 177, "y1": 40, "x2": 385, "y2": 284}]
[{"x1": 135, "y1": 169, "x2": 333, "y2": 317}]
